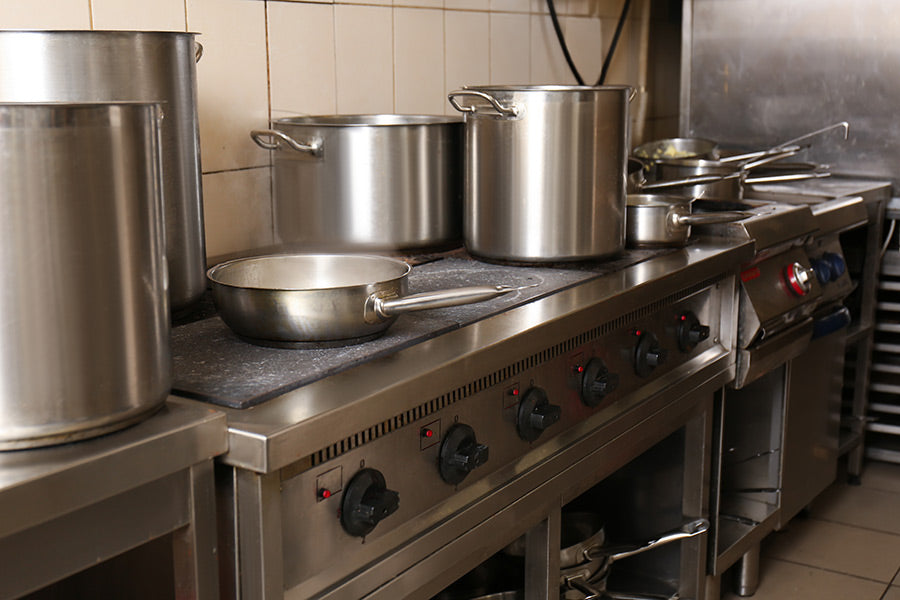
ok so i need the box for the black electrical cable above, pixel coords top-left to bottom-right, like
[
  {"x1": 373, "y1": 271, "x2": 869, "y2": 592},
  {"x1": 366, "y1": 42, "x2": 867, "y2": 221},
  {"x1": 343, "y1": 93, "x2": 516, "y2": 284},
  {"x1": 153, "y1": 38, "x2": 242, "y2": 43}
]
[{"x1": 545, "y1": 0, "x2": 631, "y2": 86}]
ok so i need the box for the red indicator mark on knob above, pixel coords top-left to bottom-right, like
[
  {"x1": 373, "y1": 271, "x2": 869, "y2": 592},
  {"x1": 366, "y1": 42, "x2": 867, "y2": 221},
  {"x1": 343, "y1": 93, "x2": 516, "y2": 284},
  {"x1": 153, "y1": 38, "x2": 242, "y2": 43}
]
[
  {"x1": 421, "y1": 428, "x2": 434, "y2": 438},
  {"x1": 318, "y1": 488, "x2": 332, "y2": 499}
]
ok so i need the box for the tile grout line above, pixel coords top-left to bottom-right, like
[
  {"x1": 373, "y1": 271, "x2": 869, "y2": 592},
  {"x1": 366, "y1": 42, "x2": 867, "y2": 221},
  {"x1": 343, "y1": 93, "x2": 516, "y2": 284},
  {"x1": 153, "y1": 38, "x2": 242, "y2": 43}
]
[{"x1": 765, "y1": 556, "x2": 898, "y2": 587}]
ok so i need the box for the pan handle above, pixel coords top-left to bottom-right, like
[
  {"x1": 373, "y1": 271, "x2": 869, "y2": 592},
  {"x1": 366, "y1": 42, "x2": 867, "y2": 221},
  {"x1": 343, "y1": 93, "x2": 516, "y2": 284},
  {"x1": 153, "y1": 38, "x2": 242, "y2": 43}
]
[
  {"x1": 250, "y1": 129, "x2": 323, "y2": 156},
  {"x1": 745, "y1": 171, "x2": 831, "y2": 185},
  {"x1": 368, "y1": 284, "x2": 535, "y2": 320},
  {"x1": 584, "y1": 518, "x2": 709, "y2": 564},
  {"x1": 675, "y1": 210, "x2": 752, "y2": 227},
  {"x1": 638, "y1": 171, "x2": 741, "y2": 191}
]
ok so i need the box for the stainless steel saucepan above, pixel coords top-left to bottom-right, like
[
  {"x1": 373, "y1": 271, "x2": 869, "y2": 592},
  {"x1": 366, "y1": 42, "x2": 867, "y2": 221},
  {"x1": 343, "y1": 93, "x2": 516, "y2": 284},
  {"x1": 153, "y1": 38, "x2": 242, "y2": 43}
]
[
  {"x1": 626, "y1": 194, "x2": 751, "y2": 248},
  {"x1": 207, "y1": 254, "x2": 527, "y2": 347}
]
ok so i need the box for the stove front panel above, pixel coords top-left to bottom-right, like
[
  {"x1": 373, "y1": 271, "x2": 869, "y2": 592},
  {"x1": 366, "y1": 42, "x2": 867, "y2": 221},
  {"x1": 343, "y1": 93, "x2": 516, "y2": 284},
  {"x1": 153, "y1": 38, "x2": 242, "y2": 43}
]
[{"x1": 274, "y1": 281, "x2": 730, "y2": 597}]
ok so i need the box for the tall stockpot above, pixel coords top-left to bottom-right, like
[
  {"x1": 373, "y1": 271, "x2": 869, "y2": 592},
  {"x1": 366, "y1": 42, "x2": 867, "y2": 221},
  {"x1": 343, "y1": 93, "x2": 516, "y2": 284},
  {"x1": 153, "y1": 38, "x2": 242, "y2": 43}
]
[
  {"x1": 449, "y1": 85, "x2": 632, "y2": 262},
  {"x1": 0, "y1": 30, "x2": 206, "y2": 315},
  {"x1": 251, "y1": 115, "x2": 463, "y2": 252},
  {"x1": 0, "y1": 103, "x2": 171, "y2": 449}
]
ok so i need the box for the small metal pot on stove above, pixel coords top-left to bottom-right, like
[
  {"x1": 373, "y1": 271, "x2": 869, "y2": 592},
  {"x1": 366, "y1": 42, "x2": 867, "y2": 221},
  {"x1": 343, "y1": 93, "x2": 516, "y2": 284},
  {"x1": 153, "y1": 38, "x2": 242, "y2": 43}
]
[{"x1": 626, "y1": 194, "x2": 751, "y2": 248}]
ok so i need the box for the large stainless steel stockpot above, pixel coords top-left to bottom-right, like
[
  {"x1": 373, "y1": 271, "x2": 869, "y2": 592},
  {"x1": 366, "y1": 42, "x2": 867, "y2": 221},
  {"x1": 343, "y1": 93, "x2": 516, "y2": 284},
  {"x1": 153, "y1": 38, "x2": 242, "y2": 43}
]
[
  {"x1": 0, "y1": 30, "x2": 206, "y2": 315},
  {"x1": 0, "y1": 103, "x2": 171, "y2": 449},
  {"x1": 251, "y1": 115, "x2": 463, "y2": 252},
  {"x1": 448, "y1": 85, "x2": 632, "y2": 262}
]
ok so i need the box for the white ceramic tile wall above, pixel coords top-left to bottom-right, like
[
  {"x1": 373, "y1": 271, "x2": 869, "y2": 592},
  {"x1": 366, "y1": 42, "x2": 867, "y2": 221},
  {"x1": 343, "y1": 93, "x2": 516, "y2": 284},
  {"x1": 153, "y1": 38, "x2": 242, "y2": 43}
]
[{"x1": 0, "y1": 0, "x2": 655, "y2": 260}]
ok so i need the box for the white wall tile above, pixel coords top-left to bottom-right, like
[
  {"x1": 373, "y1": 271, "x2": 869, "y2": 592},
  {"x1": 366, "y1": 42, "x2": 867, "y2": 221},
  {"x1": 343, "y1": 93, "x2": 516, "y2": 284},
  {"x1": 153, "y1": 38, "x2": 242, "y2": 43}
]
[
  {"x1": 531, "y1": 13, "x2": 571, "y2": 84},
  {"x1": 395, "y1": 0, "x2": 443, "y2": 10},
  {"x1": 490, "y1": 0, "x2": 530, "y2": 13},
  {"x1": 490, "y1": 12, "x2": 530, "y2": 84},
  {"x1": 91, "y1": 0, "x2": 186, "y2": 31},
  {"x1": 445, "y1": 0, "x2": 489, "y2": 10},
  {"x1": 342, "y1": 0, "x2": 391, "y2": 8},
  {"x1": 560, "y1": 15, "x2": 604, "y2": 85},
  {"x1": 334, "y1": 5, "x2": 394, "y2": 114},
  {"x1": 394, "y1": 8, "x2": 445, "y2": 115},
  {"x1": 271, "y1": 0, "x2": 331, "y2": 4},
  {"x1": 0, "y1": 0, "x2": 90, "y2": 29},
  {"x1": 187, "y1": 0, "x2": 269, "y2": 173},
  {"x1": 268, "y1": 2, "x2": 336, "y2": 118},
  {"x1": 445, "y1": 10, "x2": 490, "y2": 115},
  {"x1": 202, "y1": 167, "x2": 273, "y2": 260}
]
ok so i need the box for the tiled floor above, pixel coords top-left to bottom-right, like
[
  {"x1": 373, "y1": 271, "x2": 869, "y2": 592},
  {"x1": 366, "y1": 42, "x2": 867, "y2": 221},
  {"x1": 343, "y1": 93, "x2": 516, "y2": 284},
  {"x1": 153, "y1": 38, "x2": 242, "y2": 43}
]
[{"x1": 723, "y1": 460, "x2": 900, "y2": 600}]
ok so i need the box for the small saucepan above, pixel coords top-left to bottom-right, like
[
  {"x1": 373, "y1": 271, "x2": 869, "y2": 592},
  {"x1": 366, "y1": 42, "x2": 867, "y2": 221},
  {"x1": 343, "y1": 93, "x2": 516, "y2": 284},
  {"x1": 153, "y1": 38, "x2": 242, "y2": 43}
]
[
  {"x1": 626, "y1": 194, "x2": 751, "y2": 248},
  {"x1": 207, "y1": 253, "x2": 527, "y2": 347}
]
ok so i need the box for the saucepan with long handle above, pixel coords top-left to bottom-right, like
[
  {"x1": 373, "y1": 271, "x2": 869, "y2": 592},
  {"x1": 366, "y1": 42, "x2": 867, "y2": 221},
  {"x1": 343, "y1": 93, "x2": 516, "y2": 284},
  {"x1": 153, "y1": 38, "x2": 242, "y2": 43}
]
[{"x1": 207, "y1": 253, "x2": 530, "y2": 348}]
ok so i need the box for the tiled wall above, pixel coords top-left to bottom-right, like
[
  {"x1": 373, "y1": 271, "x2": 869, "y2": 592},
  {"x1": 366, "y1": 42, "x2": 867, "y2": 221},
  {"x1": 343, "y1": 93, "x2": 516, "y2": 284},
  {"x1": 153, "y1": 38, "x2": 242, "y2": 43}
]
[{"x1": 1, "y1": 0, "x2": 680, "y2": 262}]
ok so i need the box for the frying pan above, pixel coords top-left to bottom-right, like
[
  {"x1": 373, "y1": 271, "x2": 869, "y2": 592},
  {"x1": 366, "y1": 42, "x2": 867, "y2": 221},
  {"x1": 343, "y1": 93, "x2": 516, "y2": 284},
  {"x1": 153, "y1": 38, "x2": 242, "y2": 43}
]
[{"x1": 207, "y1": 253, "x2": 526, "y2": 347}]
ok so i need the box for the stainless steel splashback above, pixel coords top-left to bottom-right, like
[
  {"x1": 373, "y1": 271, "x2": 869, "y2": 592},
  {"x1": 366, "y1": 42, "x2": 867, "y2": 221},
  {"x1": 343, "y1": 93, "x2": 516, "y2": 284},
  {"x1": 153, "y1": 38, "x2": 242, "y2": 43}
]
[{"x1": 681, "y1": 0, "x2": 900, "y2": 188}]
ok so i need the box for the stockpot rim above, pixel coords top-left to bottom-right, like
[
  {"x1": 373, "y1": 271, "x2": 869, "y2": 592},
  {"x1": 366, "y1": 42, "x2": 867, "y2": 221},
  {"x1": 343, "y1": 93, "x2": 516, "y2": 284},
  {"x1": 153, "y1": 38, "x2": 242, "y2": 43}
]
[{"x1": 271, "y1": 114, "x2": 463, "y2": 127}]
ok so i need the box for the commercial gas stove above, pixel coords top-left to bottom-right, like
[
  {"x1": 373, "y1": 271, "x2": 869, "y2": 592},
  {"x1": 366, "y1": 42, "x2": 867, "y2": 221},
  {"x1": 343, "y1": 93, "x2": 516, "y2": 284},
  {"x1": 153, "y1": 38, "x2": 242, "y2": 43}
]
[{"x1": 171, "y1": 239, "x2": 751, "y2": 600}]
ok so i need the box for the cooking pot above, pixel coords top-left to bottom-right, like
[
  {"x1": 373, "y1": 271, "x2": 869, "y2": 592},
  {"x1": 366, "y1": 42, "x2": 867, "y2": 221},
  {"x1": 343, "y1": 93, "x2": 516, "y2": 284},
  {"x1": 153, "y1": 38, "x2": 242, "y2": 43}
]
[
  {"x1": 448, "y1": 85, "x2": 632, "y2": 262},
  {"x1": 0, "y1": 103, "x2": 170, "y2": 449},
  {"x1": 207, "y1": 254, "x2": 526, "y2": 347},
  {"x1": 632, "y1": 137, "x2": 717, "y2": 162},
  {"x1": 626, "y1": 194, "x2": 751, "y2": 248},
  {"x1": 251, "y1": 115, "x2": 463, "y2": 252},
  {"x1": 0, "y1": 30, "x2": 207, "y2": 315}
]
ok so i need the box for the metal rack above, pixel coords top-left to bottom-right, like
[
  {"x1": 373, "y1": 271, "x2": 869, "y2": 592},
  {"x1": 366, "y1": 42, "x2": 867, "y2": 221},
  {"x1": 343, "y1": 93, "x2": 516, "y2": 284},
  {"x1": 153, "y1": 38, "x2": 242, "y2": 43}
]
[{"x1": 866, "y1": 198, "x2": 900, "y2": 463}]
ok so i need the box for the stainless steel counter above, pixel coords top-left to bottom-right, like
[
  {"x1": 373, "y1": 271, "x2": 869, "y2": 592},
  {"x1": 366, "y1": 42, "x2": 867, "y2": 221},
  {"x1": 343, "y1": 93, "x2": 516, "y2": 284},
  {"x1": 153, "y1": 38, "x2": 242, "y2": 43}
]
[{"x1": 0, "y1": 400, "x2": 227, "y2": 599}]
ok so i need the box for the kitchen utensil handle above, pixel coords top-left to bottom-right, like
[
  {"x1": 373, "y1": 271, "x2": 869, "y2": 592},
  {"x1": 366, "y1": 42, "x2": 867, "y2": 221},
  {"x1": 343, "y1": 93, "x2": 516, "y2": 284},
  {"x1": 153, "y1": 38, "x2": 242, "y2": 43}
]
[
  {"x1": 745, "y1": 171, "x2": 831, "y2": 184},
  {"x1": 774, "y1": 121, "x2": 849, "y2": 149},
  {"x1": 585, "y1": 518, "x2": 709, "y2": 563},
  {"x1": 717, "y1": 143, "x2": 803, "y2": 164},
  {"x1": 448, "y1": 90, "x2": 519, "y2": 117},
  {"x1": 195, "y1": 41, "x2": 203, "y2": 62},
  {"x1": 740, "y1": 148, "x2": 799, "y2": 171},
  {"x1": 250, "y1": 129, "x2": 322, "y2": 156},
  {"x1": 677, "y1": 210, "x2": 752, "y2": 226},
  {"x1": 371, "y1": 284, "x2": 530, "y2": 319},
  {"x1": 564, "y1": 576, "x2": 604, "y2": 600},
  {"x1": 639, "y1": 172, "x2": 739, "y2": 190}
]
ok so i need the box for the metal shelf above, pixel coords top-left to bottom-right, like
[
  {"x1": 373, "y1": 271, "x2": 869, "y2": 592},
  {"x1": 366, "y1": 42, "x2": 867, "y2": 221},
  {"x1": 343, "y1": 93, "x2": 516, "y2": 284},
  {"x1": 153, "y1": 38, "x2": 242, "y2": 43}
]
[{"x1": 869, "y1": 402, "x2": 900, "y2": 415}]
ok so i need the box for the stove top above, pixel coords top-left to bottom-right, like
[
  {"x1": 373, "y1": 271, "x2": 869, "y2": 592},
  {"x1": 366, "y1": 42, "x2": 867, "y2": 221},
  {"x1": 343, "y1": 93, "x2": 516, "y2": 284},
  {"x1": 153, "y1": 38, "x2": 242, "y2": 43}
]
[{"x1": 172, "y1": 249, "x2": 671, "y2": 409}]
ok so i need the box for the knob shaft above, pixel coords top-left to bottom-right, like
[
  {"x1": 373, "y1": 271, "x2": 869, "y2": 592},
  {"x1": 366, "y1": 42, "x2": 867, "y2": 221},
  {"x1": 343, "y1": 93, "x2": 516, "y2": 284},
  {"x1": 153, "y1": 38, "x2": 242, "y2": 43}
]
[
  {"x1": 340, "y1": 468, "x2": 399, "y2": 537},
  {"x1": 677, "y1": 311, "x2": 710, "y2": 353},
  {"x1": 439, "y1": 423, "x2": 489, "y2": 484},
  {"x1": 516, "y1": 387, "x2": 561, "y2": 441},
  {"x1": 580, "y1": 358, "x2": 619, "y2": 407},
  {"x1": 635, "y1": 331, "x2": 667, "y2": 377}
]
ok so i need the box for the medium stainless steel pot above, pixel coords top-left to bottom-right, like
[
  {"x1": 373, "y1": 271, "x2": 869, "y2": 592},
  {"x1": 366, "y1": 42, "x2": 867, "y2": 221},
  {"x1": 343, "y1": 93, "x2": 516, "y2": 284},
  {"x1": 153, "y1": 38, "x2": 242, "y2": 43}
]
[
  {"x1": 207, "y1": 254, "x2": 525, "y2": 347},
  {"x1": 0, "y1": 103, "x2": 170, "y2": 449},
  {"x1": 632, "y1": 137, "x2": 717, "y2": 162},
  {"x1": 251, "y1": 115, "x2": 463, "y2": 252},
  {"x1": 449, "y1": 85, "x2": 632, "y2": 262},
  {"x1": 0, "y1": 30, "x2": 207, "y2": 315},
  {"x1": 626, "y1": 194, "x2": 750, "y2": 248}
]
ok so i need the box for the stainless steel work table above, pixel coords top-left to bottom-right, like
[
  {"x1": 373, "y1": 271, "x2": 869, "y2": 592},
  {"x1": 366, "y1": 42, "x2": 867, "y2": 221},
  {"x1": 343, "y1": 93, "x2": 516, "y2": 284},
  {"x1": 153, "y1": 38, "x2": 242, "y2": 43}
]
[{"x1": 0, "y1": 400, "x2": 227, "y2": 599}]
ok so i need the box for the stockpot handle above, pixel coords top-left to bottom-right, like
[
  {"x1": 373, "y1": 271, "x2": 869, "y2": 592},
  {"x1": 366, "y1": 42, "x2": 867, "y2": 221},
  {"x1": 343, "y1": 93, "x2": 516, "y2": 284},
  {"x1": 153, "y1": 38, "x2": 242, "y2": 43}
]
[
  {"x1": 448, "y1": 90, "x2": 520, "y2": 117},
  {"x1": 250, "y1": 129, "x2": 322, "y2": 156},
  {"x1": 584, "y1": 518, "x2": 709, "y2": 564},
  {"x1": 195, "y1": 41, "x2": 204, "y2": 62},
  {"x1": 368, "y1": 284, "x2": 535, "y2": 320}
]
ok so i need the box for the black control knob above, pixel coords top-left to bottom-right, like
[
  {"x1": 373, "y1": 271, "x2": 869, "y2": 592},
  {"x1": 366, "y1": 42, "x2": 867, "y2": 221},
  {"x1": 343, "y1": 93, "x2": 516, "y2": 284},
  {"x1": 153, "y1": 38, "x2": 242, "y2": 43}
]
[
  {"x1": 580, "y1": 358, "x2": 619, "y2": 407},
  {"x1": 810, "y1": 258, "x2": 833, "y2": 284},
  {"x1": 439, "y1": 423, "x2": 489, "y2": 485},
  {"x1": 677, "y1": 311, "x2": 710, "y2": 353},
  {"x1": 340, "y1": 468, "x2": 399, "y2": 538},
  {"x1": 516, "y1": 387, "x2": 562, "y2": 442},
  {"x1": 634, "y1": 331, "x2": 667, "y2": 377}
]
